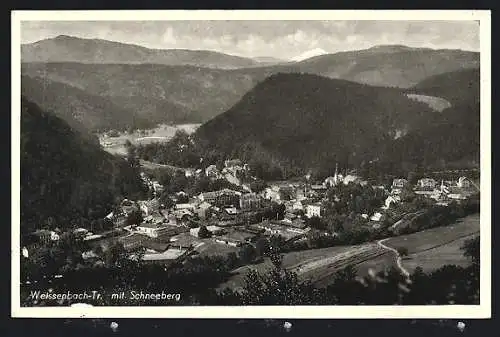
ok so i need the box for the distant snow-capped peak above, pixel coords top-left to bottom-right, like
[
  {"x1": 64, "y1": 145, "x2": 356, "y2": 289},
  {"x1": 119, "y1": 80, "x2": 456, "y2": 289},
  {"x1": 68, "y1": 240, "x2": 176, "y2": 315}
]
[{"x1": 291, "y1": 48, "x2": 328, "y2": 62}]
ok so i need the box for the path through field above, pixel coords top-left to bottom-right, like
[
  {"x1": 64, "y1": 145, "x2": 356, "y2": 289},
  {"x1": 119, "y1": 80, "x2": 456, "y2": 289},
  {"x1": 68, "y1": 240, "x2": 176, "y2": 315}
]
[{"x1": 377, "y1": 239, "x2": 410, "y2": 278}]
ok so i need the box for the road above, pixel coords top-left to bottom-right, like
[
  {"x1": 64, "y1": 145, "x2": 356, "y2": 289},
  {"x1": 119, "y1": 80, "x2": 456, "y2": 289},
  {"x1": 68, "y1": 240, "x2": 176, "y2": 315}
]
[
  {"x1": 139, "y1": 159, "x2": 186, "y2": 172},
  {"x1": 390, "y1": 210, "x2": 426, "y2": 232},
  {"x1": 377, "y1": 238, "x2": 410, "y2": 279}
]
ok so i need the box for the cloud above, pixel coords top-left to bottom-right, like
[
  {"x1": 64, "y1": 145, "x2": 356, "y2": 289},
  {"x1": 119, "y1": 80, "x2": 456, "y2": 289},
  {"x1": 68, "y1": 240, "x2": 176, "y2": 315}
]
[
  {"x1": 161, "y1": 27, "x2": 177, "y2": 45},
  {"x1": 20, "y1": 20, "x2": 480, "y2": 60}
]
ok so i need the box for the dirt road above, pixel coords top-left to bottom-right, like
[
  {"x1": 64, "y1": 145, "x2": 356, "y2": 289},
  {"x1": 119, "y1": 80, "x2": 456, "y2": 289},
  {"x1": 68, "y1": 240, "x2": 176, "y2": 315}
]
[{"x1": 377, "y1": 238, "x2": 410, "y2": 278}]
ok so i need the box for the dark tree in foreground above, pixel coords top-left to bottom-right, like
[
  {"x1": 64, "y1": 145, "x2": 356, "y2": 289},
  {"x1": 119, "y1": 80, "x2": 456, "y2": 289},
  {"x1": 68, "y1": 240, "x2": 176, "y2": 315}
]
[
  {"x1": 197, "y1": 225, "x2": 212, "y2": 239},
  {"x1": 461, "y1": 236, "x2": 480, "y2": 265},
  {"x1": 397, "y1": 247, "x2": 409, "y2": 257}
]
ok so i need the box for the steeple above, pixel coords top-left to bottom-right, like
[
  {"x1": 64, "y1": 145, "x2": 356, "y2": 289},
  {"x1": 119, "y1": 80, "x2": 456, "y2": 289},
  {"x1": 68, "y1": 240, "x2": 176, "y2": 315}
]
[{"x1": 334, "y1": 163, "x2": 339, "y2": 184}]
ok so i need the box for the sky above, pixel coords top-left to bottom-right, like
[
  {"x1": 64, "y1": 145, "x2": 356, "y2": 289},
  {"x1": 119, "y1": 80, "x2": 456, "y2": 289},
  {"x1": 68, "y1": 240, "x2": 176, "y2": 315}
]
[{"x1": 21, "y1": 21, "x2": 480, "y2": 60}]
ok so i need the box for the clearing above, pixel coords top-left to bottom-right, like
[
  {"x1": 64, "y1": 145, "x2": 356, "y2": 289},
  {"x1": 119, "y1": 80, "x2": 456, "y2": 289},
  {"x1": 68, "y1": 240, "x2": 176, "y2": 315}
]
[{"x1": 99, "y1": 123, "x2": 201, "y2": 156}]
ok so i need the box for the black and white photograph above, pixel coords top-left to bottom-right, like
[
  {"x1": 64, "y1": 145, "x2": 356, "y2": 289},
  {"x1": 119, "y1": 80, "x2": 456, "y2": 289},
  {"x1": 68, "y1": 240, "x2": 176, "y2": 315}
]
[{"x1": 11, "y1": 10, "x2": 491, "y2": 318}]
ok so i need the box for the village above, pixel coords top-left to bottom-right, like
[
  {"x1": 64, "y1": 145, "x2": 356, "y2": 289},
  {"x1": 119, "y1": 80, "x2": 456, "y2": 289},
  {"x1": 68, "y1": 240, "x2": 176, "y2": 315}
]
[{"x1": 26, "y1": 156, "x2": 480, "y2": 275}]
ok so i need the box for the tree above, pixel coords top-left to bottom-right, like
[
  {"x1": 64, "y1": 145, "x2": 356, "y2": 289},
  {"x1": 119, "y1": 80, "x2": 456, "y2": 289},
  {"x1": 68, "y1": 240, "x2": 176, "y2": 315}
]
[
  {"x1": 397, "y1": 246, "x2": 409, "y2": 258},
  {"x1": 104, "y1": 241, "x2": 127, "y2": 266},
  {"x1": 407, "y1": 171, "x2": 418, "y2": 186},
  {"x1": 306, "y1": 216, "x2": 326, "y2": 230},
  {"x1": 255, "y1": 237, "x2": 270, "y2": 257},
  {"x1": 399, "y1": 185, "x2": 416, "y2": 202},
  {"x1": 176, "y1": 193, "x2": 190, "y2": 204},
  {"x1": 250, "y1": 179, "x2": 268, "y2": 194},
  {"x1": 238, "y1": 244, "x2": 256, "y2": 264},
  {"x1": 269, "y1": 235, "x2": 287, "y2": 254},
  {"x1": 461, "y1": 236, "x2": 480, "y2": 265},
  {"x1": 198, "y1": 225, "x2": 212, "y2": 239},
  {"x1": 125, "y1": 209, "x2": 143, "y2": 226},
  {"x1": 159, "y1": 194, "x2": 175, "y2": 209}
]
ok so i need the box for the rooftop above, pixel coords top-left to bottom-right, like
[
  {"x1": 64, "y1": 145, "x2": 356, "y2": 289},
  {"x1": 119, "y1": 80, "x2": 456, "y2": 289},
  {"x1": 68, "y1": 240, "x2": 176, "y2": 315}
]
[
  {"x1": 218, "y1": 230, "x2": 255, "y2": 242},
  {"x1": 142, "y1": 248, "x2": 187, "y2": 261},
  {"x1": 137, "y1": 222, "x2": 167, "y2": 229},
  {"x1": 142, "y1": 241, "x2": 170, "y2": 252}
]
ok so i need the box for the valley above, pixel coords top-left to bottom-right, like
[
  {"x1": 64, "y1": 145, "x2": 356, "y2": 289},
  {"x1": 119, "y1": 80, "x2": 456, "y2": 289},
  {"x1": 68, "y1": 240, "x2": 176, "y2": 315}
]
[{"x1": 18, "y1": 30, "x2": 483, "y2": 308}]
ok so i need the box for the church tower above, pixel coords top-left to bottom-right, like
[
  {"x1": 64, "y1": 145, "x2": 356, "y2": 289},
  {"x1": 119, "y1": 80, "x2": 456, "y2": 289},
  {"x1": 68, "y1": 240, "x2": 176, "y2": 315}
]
[{"x1": 334, "y1": 163, "x2": 339, "y2": 185}]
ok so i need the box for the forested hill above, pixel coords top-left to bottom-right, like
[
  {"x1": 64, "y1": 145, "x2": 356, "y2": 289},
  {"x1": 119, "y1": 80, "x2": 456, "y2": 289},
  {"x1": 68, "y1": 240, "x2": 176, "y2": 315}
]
[
  {"x1": 21, "y1": 75, "x2": 154, "y2": 133},
  {"x1": 20, "y1": 97, "x2": 147, "y2": 234},
  {"x1": 382, "y1": 102, "x2": 480, "y2": 172},
  {"x1": 384, "y1": 69, "x2": 481, "y2": 172},
  {"x1": 409, "y1": 68, "x2": 480, "y2": 107},
  {"x1": 195, "y1": 73, "x2": 436, "y2": 177}
]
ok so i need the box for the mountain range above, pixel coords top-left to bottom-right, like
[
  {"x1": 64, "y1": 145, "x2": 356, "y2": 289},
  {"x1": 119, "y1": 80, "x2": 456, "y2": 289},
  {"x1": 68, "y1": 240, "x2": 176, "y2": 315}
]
[
  {"x1": 21, "y1": 36, "x2": 479, "y2": 132},
  {"x1": 22, "y1": 35, "x2": 262, "y2": 69},
  {"x1": 20, "y1": 35, "x2": 480, "y2": 176}
]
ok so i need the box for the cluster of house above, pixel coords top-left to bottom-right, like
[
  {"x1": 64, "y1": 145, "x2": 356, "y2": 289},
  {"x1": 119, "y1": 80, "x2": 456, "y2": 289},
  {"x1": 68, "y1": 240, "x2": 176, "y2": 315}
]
[
  {"x1": 261, "y1": 165, "x2": 368, "y2": 221},
  {"x1": 27, "y1": 227, "x2": 105, "y2": 246},
  {"x1": 183, "y1": 159, "x2": 249, "y2": 183},
  {"x1": 387, "y1": 176, "x2": 478, "y2": 207}
]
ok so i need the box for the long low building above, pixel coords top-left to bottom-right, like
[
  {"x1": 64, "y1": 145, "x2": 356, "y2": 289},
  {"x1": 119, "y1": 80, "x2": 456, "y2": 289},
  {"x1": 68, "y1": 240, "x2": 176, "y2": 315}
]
[
  {"x1": 141, "y1": 247, "x2": 189, "y2": 262},
  {"x1": 198, "y1": 189, "x2": 241, "y2": 206},
  {"x1": 135, "y1": 223, "x2": 171, "y2": 238},
  {"x1": 214, "y1": 229, "x2": 256, "y2": 247}
]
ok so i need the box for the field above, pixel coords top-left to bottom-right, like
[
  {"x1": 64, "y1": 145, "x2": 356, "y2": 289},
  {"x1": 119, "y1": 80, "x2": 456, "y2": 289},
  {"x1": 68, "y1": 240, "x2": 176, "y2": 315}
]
[
  {"x1": 383, "y1": 213, "x2": 480, "y2": 273},
  {"x1": 218, "y1": 213, "x2": 480, "y2": 291},
  {"x1": 99, "y1": 123, "x2": 201, "y2": 156},
  {"x1": 406, "y1": 93, "x2": 451, "y2": 112},
  {"x1": 218, "y1": 244, "x2": 387, "y2": 291}
]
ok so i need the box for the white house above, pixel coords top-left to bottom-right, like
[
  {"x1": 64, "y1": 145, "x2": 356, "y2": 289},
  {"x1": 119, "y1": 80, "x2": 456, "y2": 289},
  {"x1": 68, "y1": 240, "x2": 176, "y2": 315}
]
[
  {"x1": 205, "y1": 165, "x2": 219, "y2": 178},
  {"x1": 392, "y1": 178, "x2": 408, "y2": 189},
  {"x1": 457, "y1": 176, "x2": 471, "y2": 188},
  {"x1": 152, "y1": 181, "x2": 164, "y2": 193},
  {"x1": 185, "y1": 169, "x2": 195, "y2": 178},
  {"x1": 343, "y1": 174, "x2": 361, "y2": 185},
  {"x1": 306, "y1": 203, "x2": 322, "y2": 218},
  {"x1": 224, "y1": 207, "x2": 239, "y2": 215},
  {"x1": 73, "y1": 228, "x2": 88, "y2": 237},
  {"x1": 175, "y1": 203, "x2": 196, "y2": 211},
  {"x1": 135, "y1": 223, "x2": 168, "y2": 238},
  {"x1": 384, "y1": 195, "x2": 400, "y2": 209},
  {"x1": 195, "y1": 201, "x2": 212, "y2": 219},
  {"x1": 139, "y1": 199, "x2": 160, "y2": 217},
  {"x1": 264, "y1": 188, "x2": 281, "y2": 202},
  {"x1": 370, "y1": 212, "x2": 383, "y2": 222},
  {"x1": 417, "y1": 178, "x2": 437, "y2": 189},
  {"x1": 292, "y1": 200, "x2": 304, "y2": 211}
]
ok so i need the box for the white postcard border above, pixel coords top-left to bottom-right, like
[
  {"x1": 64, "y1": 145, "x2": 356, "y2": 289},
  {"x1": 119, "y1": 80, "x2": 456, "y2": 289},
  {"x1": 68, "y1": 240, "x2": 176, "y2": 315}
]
[{"x1": 11, "y1": 9, "x2": 491, "y2": 319}]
